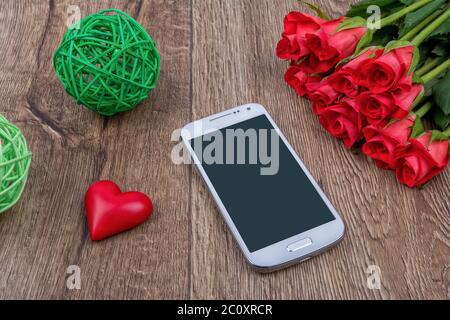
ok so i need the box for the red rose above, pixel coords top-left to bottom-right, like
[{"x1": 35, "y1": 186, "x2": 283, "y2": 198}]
[
  {"x1": 307, "y1": 81, "x2": 339, "y2": 115},
  {"x1": 299, "y1": 49, "x2": 340, "y2": 74},
  {"x1": 276, "y1": 12, "x2": 325, "y2": 61},
  {"x1": 327, "y1": 48, "x2": 384, "y2": 97},
  {"x1": 356, "y1": 92, "x2": 396, "y2": 127},
  {"x1": 327, "y1": 71, "x2": 359, "y2": 97},
  {"x1": 341, "y1": 47, "x2": 384, "y2": 72},
  {"x1": 284, "y1": 65, "x2": 321, "y2": 97},
  {"x1": 325, "y1": 20, "x2": 368, "y2": 59},
  {"x1": 362, "y1": 114, "x2": 415, "y2": 170},
  {"x1": 394, "y1": 132, "x2": 449, "y2": 188},
  {"x1": 300, "y1": 17, "x2": 367, "y2": 74},
  {"x1": 319, "y1": 98, "x2": 365, "y2": 148},
  {"x1": 391, "y1": 76, "x2": 423, "y2": 118},
  {"x1": 355, "y1": 46, "x2": 415, "y2": 93},
  {"x1": 283, "y1": 11, "x2": 325, "y2": 34},
  {"x1": 276, "y1": 37, "x2": 303, "y2": 61}
]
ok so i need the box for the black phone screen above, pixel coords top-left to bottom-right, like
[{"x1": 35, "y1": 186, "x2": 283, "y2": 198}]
[{"x1": 190, "y1": 115, "x2": 336, "y2": 252}]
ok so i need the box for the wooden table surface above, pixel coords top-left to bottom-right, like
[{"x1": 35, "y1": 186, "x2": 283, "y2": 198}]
[{"x1": 0, "y1": 0, "x2": 449, "y2": 300}]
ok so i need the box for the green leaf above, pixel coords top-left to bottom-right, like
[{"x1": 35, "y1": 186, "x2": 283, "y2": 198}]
[
  {"x1": 346, "y1": 0, "x2": 397, "y2": 18},
  {"x1": 434, "y1": 108, "x2": 450, "y2": 130},
  {"x1": 418, "y1": 44, "x2": 431, "y2": 68},
  {"x1": 355, "y1": 29, "x2": 374, "y2": 54},
  {"x1": 433, "y1": 70, "x2": 450, "y2": 115},
  {"x1": 430, "y1": 34, "x2": 450, "y2": 41},
  {"x1": 301, "y1": 2, "x2": 331, "y2": 20},
  {"x1": 411, "y1": 118, "x2": 425, "y2": 138},
  {"x1": 370, "y1": 25, "x2": 399, "y2": 47},
  {"x1": 430, "y1": 129, "x2": 449, "y2": 142},
  {"x1": 384, "y1": 39, "x2": 412, "y2": 53},
  {"x1": 336, "y1": 17, "x2": 367, "y2": 32},
  {"x1": 424, "y1": 79, "x2": 439, "y2": 96},
  {"x1": 383, "y1": 3, "x2": 408, "y2": 17},
  {"x1": 383, "y1": 40, "x2": 419, "y2": 74},
  {"x1": 409, "y1": 45, "x2": 421, "y2": 74},
  {"x1": 399, "y1": 0, "x2": 447, "y2": 36},
  {"x1": 432, "y1": 41, "x2": 450, "y2": 56},
  {"x1": 429, "y1": 17, "x2": 450, "y2": 37},
  {"x1": 399, "y1": 0, "x2": 415, "y2": 4}
]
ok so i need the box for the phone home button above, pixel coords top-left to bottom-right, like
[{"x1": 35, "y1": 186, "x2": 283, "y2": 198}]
[{"x1": 287, "y1": 238, "x2": 313, "y2": 252}]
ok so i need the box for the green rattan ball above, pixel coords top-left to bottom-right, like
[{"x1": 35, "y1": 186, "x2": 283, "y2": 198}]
[
  {"x1": 0, "y1": 114, "x2": 32, "y2": 214},
  {"x1": 53, "y1": 9, "x2": 160, "y2": 116}
]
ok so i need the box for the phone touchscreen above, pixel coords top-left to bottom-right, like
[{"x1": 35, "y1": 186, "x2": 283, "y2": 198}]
[{"x1": 190, "y1": 115, "x2": 336, "y2": 253}]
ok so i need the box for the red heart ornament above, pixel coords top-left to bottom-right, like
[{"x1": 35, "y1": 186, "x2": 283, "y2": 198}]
[{"x1": 85, "y1": 181, "x2": 153, "y2": 241}]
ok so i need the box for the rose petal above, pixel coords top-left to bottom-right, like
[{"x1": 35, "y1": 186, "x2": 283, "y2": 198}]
[
  {"x1": 356, "y1": 92, "x2": 395, "y2": 127},
  {"x1": 319, "y1": 99, "x2": 363, "y2": 148},
  {"x1": 284, "y1": 65, "x2": 322, "y2": 97},
  {"x1": 341, "y1": 47, "x2": 383, "y2": 72},
  {"x1": 327, "y1": 71, "x2": 359, "y2": 97},
  {"x1": 283, "y1": 11, "x2": 325, "y2": 36},
  {"x1": 411, "y1": 133, "x2": 449, "y2": 168},
  {"x1": 327, "y1": 27, "x2": 367, "y2": 59},
  {"x1": 392, "y1": 80, "x2": 423, "y2": 118},
  {"x1": 362, "y1": 115, "x2": 415, "y2": 170}
]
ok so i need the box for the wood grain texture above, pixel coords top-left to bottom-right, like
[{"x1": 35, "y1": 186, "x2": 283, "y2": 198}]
[
  {"x1": 0, "y1": 0, "x2": 448, "y2": 300},
  {"x1": 0, "y1": 0, "x2": 192, "y2": 299}
]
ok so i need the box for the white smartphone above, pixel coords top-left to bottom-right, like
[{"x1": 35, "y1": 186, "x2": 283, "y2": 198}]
[{"x1": 181, "y1": 103, "x2": 345, "y2": 272}]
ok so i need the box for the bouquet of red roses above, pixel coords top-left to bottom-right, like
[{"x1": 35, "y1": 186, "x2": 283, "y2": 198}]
[{"x1": 277, "y1": 0, "x2": 450, "y2": 188}]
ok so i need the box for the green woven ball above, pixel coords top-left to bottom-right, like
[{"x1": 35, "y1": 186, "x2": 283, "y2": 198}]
[
  {"x1": 53, "y1": 9, "x2": 160, "y2": 116},
  {"x1": 0, "y1": 114, "x2": 32, "y2": 214}
]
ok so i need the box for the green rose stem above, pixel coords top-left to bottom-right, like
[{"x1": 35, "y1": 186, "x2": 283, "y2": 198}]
[
  {"x1": 414, "y1": 101, "x2": 433, "y2": 118},
  {"x1": 421, "y1": 57, "x2": 450, "y2": 83},
  {"x1": 401, "y1": 9, "x2": 443, "y2": 41},
  {"x1": 380, "y1": 0, "x2": 433, "y2": 28},
  {"x1": 411, "y1": 7, "x2": 450, "y2": 47},
  {"x1": 416, "y1": 56, "x2": 446, "y2": 76}
]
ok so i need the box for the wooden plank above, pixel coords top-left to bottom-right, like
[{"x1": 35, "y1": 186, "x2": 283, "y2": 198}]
[
  {"x1": 191, "y1": 0, "x2": 450, "y2": 299},
  {"x1": 0, "y1": 0, "x2": 192, "y2": 299}
]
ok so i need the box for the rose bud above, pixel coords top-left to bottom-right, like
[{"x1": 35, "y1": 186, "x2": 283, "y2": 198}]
[
  {"x1": 299, "y1": 17, "x2": 368, "y2": 74},
  {"x1": 327, "y1": 48, "x2": 384, "y2": 97},
  {"x1": 355, "y1": 45, "x2": 415, "y2": 93},
  {"x1": 319, "y1": 98, "x2": 365, "y2": 149},
  {"x1": 307, "y1": 81, "x2": 340, "y2": 115},
  {"x1": 356, "y1": 92, "x2": 397, "y2": 127},
  {"x1": 284, "y1": 65, "x2": 321, "y2": 97},
  {"x1": 362, "y1": 114, "x2": 415, "y2": 170},
  {"x1": 276, "y1": 12, "x2": 325, "y2": 61},
  {"x1": 342, "y1": 47, "x2": 384, "y2": 72},
  {"x1": 327, "y1": 71, "x2": 359, "y2": 98},
  {"x1": 394, "y1": 132, "x2": 449, "y2": 188},
  {"x1": 391, "y1": 76, "x2": 424, "y2": 118}
]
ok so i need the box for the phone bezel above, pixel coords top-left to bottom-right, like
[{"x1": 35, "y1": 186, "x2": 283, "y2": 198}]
[{"x1": 181, "y1": 103, "x2": 345, "y2": 271}]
